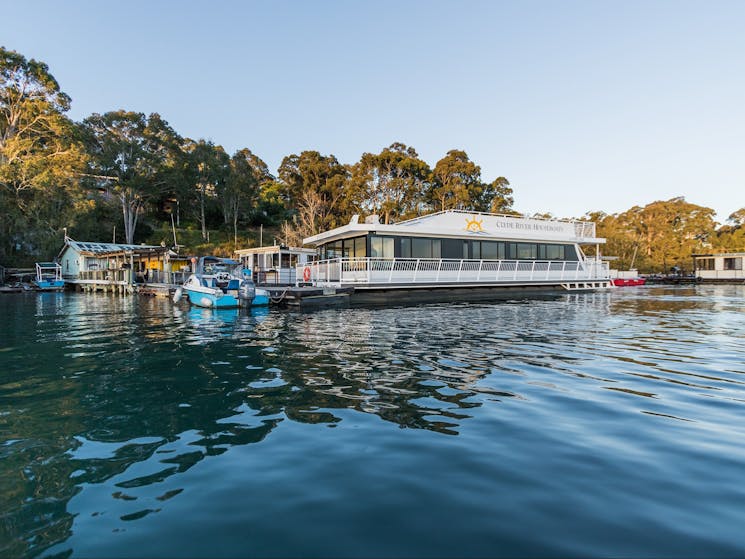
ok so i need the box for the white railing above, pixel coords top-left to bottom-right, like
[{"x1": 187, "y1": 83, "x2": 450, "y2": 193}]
[{"x1": 296, "y1": 258, "x2": 610, "y2": 287}]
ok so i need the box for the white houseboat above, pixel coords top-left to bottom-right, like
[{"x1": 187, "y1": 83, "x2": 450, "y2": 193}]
[
  {"x1": 693, "y1": 252, "x2": 745, "y2": 282},
  {"x1": 296, "y1": 210, "x2": 612, "y2": 303},
  {"x1": 234, "y1": 245, "x2": 316, "y2": 285}
]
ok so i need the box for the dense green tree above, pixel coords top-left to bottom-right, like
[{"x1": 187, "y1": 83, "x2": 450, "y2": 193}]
[
  {"x1": 0, "y1": 46, "x2": 88, "y2": 261},
  {"x1": 726, "y1": 208, "x2": 745, "y2": 228},
  {"x1": 277, "y1": 150, "x2": 351, "y2": 232},
  {"x1": 477, "y1": 176, "x2": 515, "y2": 214},
  {"x1": 710, "y1": 207, "x2": 745, "y2": 252},
  {"x1": 350, "y1": 142, "x2": 431, "y2": 224},
  {"x1": 256, "y1": 179, "x2": 292, "y2": 224},
  {"x1": 594, "y1": 197, "x2": 717, "y2": 272},
  {"x1": 220, "y1": 148, "x2": 270, "y2": 246},
  {"x1": 181, "y1": 139, "x2": 230, "y2": 241},
  {"x1": 82, "y1": 111, "x2": 182, "y2": 244},
  {"x1": 428, "y1": 150, "x2": 483, "y2": 211}
]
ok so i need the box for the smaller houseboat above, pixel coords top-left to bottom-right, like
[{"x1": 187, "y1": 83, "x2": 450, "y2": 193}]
[
  {"x1": 234, "y1": 245, "x2": 317, "y2": 285},
  {"x1": 693, "y1": 252, "x2": 745, "y2": 282},
  {"x1": 34, "y1": 262, "x2": 65, "y2": 291},
  {"x1": 180, "y1": 256, "x2": 269, "y2": 308}
]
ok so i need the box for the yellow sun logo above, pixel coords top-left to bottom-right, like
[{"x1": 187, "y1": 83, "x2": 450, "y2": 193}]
[{"x1": 464, "y1": 216, "x2": 483, "y2": 232}]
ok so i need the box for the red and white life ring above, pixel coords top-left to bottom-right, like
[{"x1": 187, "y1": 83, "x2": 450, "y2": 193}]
[{"x1": 303, "y1": 266, "x2": 311, "y2": 282}]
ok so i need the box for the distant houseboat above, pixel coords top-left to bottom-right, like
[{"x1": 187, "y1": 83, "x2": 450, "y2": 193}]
[
  {"x1": 58, "y1": 237, "x2": 170, "y2": 291},
  {"x1": 693, "y1": 252, "x2": 745, "y2": 282},
  {"x1": 297, "y1": 210, "x2": 612, "y2": 303}
]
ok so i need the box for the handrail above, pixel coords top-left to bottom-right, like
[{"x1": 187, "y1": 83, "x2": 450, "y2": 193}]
[{"x1": 297, "y1": 257, "x2": 610, "y2": 286}]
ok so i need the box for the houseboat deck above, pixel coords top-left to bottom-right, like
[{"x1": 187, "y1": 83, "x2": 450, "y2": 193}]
[{"x1": 297, "y1": 257, "x2": 611, "y2": 289}]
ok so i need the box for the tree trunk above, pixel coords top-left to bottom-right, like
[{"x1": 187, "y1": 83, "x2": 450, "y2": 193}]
[
  {"x1": 233, "y1": 212, "x2": 238, "y2": 248},
  {"x1": 200, "y1": 184, "x2": 207, "y2": 241}
]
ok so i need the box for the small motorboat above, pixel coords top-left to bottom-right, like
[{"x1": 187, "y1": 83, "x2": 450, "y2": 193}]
[
  {"x1": 180, "y1": 256, "x2": 268, "y2": 308},
  {"x1": 33, "y1": 262, "x2": 65, "y2": 291}
]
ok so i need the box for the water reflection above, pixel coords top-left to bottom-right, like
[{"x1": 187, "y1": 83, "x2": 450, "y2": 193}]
[{"x1": 1, "y1": 287, "x2": 745, "y2": 557}]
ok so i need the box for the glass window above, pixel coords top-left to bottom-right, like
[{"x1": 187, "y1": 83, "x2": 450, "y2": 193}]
[
  {"x1": 412, "y1": 238, "x2": 431, "y2": 258},
  {"x1": 342, "y1": 236, "x2": 366, "y2": 257},
  {"x1": 441, "y1": 239, "x2": 461, "y2": 259},
  {"x1": 564, "y1": 245, "x2": 578, "y2": 261},
  {"x1": 325, "y1": 241, "x2": 343, "y2": 259},
  {"x1": 546, "y1": 244, "x2": 565, "y2": 260},
  {"x1": 382, "y1": 237, "x2": 393, "y2": 258},
  {"x1": 517, "y1": 243, "x2": 537, "y2": 259},
  {"x1": 371, "y1": 237, "x2": 382, "y2": 257},
  {"x1": 472, "y1": 241, "x2": 481, "y2": 260},
  {"x1": 370, "y1": 236, "x2": 394, "y2": 258},
  {"x1": 354, "y1": 237, "x2": 366, "y2": 258},
  {"x1": 399, "y1": 238, "x2": 411, "y2": 258},
  {"x1": 696, "y1": 258, "x2": 713, "y2": 270},
  {"x1": 724, "y1": 258, "x2": 742, "y2": 270},
  {"x1": 481, "y1": 242, "x2": 499, "y2": 260},
  {"x1": 432, "y1": 239, "x2": 441, "y2": 259}
]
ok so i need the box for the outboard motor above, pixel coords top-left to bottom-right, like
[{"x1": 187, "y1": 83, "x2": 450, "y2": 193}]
[{"x1": 238, "y1": 281, "x2": 255, "y2": 303}]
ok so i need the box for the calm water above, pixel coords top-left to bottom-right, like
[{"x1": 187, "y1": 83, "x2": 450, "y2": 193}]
[{"x1": 1, "y1": 286, "x2": 745, "y2": 558}]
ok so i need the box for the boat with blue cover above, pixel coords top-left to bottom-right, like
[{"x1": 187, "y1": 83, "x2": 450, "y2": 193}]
[
  {"x1": 34, "y1": 262, "x2": 65, "y2": 291},
  {"x1": 178, "y1": 256, "x2": 269, "y2": 308}
]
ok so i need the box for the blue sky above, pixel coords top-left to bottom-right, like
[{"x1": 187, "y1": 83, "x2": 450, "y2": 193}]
[{"x1": 4, "y1": 0, "x2": 744, "y2": 221}]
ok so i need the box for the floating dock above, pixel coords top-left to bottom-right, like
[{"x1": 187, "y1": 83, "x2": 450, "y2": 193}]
[{"x1": 263, "y1": 286, "x2": 354, "y2": 308}]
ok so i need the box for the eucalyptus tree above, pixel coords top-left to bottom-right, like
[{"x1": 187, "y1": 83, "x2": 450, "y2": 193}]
[
  {"x1": 477, "y1": 176, "x2": 515, "y2": 214},
  {"x1": 220, "y1": 148, "x2": 272, "y2": 245},
  {"x1": 82, "y1": 111, "x2": 182, "y2": 244},
  {"x1": 351, "y1": 142, "x2": 430, "y2": 224},
  {"x1": 428, "y1": 150, "x2": 483, "y2": 211},
  {"x1": 0, "y1": 47, "x2": 87, "y2": 259},
  {"x1": 713, "y1": 208, "x2": 745, "y2": 251},
  {"x1": 726, "y1": 208, "x2": 745, "y2": 228},
  {"x1": 277, "y1": 150, "x2": 351, "y2": 232},
  {"x1": 593, "y1": 198, "x2": 717, "y2": 272},
  {"x1": 181, "y1": 139, "x2": 230, "y2": 241}
]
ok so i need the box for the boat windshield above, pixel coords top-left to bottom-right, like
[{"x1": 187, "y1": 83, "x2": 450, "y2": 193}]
[{"x1": 199, "y1": 258, "x2": 243, "y2": 277}]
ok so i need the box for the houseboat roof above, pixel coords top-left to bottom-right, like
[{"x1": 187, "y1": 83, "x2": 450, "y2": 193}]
[
  {"x1": 303, "y1": 210, "x2": 605, "y2": 246},
  {"x1": 59, "y1": 237, "x2": 168, "y2": 258},
  {"x1": 693, "y1": 252, "x2": 745, "y2": 258}
]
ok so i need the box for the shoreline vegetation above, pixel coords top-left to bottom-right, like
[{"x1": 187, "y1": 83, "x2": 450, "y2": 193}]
[{"x1": 2, "y1": 46, "x2": 743, "y2": 273}]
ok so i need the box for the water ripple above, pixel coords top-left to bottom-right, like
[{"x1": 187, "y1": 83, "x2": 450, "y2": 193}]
[{"x1": 2, "y1": 287, "x2": 745, "y2": 557}]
